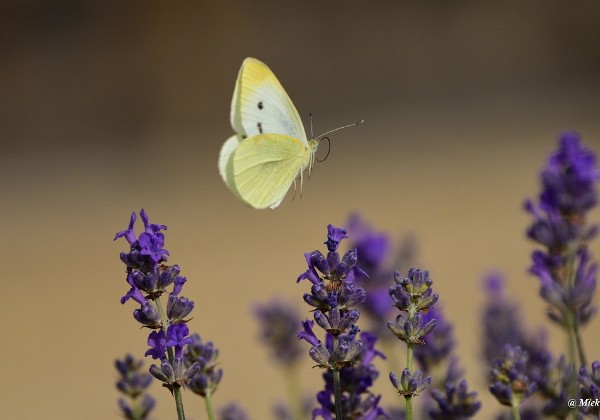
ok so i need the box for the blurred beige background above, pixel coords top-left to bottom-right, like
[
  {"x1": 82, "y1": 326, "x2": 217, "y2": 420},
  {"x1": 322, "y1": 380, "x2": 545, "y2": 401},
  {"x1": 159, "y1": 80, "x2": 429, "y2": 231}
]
[{"x1": 2, "y1": 1, "x2": 600, "y2": 419}]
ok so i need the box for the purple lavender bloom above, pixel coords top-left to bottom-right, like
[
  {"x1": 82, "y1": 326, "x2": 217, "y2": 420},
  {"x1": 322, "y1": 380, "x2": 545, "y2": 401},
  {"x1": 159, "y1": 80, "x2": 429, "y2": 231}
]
[
  {"x1": 538, "y1": 132, "x2": 599, "y2": 216},
  {"x1": 115, "y1": 209, "x2": 169, "y2": 274},
  {"x1": 183, "y1": 333, "x2": 223, "y2": 397},
  {"x1": 254, "y1": 299, "x2": 303, "y2": 366},
  {"x1": 489, "y1": 345, "x2": 537, "y2": 408},
  {"x1": 579, "y1": 361, "x2": 600, "y2": 417},
  {"x1": 115, "y1": 354, "x2": 155, "y2": 420},
  {"x1": 389, "y1": 268, "x2": 438, "y2": 313},
  {"x1": 313, "y1": 332, "x2": 388, "y2": 420},
  {"x1": 429, "y1": 379, "x2": 481, "y2": 419},
  {"x1": 145, "y1": 329, "x2": 167, "y2": 360},
  {"x1": 298, "y1": 224, "x2": 368, "y2": 289},
  {"x1": 219, "y1": 402, "x2": 249, "y2": 420},
  {"x1": 389, "y1": 369, "x2": 431, "y2": 397},
  {"x1": 166, "y1": 323, "x2": 193, "y2": 359},
  {"x1": 525, "y1": 133, "x2": 599, "y2": 330}
]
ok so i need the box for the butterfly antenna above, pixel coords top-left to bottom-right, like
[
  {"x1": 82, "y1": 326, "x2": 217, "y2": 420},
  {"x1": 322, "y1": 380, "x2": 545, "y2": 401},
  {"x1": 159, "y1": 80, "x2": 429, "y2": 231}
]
[
  {"x1": 309, "y1": 112, "x2": 314, "y2": 139},
  {"x1": 316, "y1": 120, "x2": 364, "y2": 140}
]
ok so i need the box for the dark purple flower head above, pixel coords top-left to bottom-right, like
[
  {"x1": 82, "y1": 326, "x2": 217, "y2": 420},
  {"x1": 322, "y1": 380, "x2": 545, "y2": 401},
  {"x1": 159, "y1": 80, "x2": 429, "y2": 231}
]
[
  {"x1": 539, "y1": 132, "x2": 599, "y2": 216},
  {"x1": 390, "y1": 268, "x2": 438, "y2": 313},
  {"x1": 183, "y1": 333, "x2": 223, "y2": 397},
  {"x1": 429, "y1": 379, "x2": 481, "y2": 419},
  {"x1": 115, "y1": 209, "x2": 170, "y2": 272},
  {"x1": 298, "y1": 224, "x2": 367, "y2": 287},
  {"x1": 254, "y1": 299, "x2": 303, "y2": 365},
  {"x1": 489, "y1": 345, "x2": 537, "y2": 407},
  {"x1": 145, "y1": 329, "x2": 167, "y2": 360}
]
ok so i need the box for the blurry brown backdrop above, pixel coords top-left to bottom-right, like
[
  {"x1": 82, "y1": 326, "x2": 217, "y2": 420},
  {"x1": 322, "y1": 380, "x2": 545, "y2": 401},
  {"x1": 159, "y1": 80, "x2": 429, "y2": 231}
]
[{"x1": 2, "y1": 1, "x2": 600, "y2": 419}]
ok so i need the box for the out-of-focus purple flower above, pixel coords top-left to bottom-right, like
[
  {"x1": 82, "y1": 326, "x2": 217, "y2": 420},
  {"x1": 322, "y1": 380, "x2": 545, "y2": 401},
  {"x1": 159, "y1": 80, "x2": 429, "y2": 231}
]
[
  {"x1": 347, "y1": 214, "x2": 419, "y2": 339},
  {"x1": 538, "y1": 132, "x2": 599, "y2": 216},
  {"x1": 183, "y1": 333, "x2": 223, "y2": 397},
  {"x1": 489, "y1": 345, "x2": 537, "y2": 408},
  {"x1": 115, "y1": 354, "x2": 155, "y2": 420},
  {"x1": 481, "y1": 273, "x2": 551, "y2": 370},
  {"x1": 429, "y1": 379, "x2": 481, "y2": 419},
  {"x1": 255, "y1": 299, "x2": 303, "y2": 365},
  {"x1": 579, "y1": 360, "x2": 600, "y2": 417},
  {"x1": 347, "y1": 213, "x2": 391, "y2": 271},
  {"x1": 145, "y1": 329, "x2": 167, "y2": 360},
  {"x1": 219, "y1": 402, "x2": 249, "y2": 420},
  {"x1": 534, "y1": 354, "x2": 573, "y2": 418},
  {"x1": 525, "y1": 133, "x2": 599, "y2": 331}
]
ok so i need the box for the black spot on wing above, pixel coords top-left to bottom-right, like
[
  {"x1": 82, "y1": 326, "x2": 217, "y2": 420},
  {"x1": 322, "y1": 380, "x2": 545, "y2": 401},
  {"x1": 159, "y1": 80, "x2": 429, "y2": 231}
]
[
  {"x1": 257, "y1": 122, "x2": 263, "y2": 134},
  {"x1": 258, "y1": 101, "x2": 264, "y2": 110}
]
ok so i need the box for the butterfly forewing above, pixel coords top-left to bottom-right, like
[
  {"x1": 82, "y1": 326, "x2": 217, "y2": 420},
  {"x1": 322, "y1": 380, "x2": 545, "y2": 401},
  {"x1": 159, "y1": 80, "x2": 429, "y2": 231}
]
[
  {"x1": 233, "y1": 134, "x2": 310, "y2": 209},
  {"x1": 231, "y1": 58, "x2": 307, "y2": 145}
]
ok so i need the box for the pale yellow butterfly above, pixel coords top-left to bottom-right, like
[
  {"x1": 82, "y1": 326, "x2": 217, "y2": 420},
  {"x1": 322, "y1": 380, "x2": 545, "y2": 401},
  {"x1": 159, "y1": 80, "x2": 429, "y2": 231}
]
[{"x1": 218, "y1": 57, "x2": 361, "y2": 209}]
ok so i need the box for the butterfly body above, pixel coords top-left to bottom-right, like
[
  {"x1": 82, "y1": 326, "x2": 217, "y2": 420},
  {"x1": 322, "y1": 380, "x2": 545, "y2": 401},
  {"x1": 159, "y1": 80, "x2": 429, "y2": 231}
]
[{"x1": 219, "y1": 57, "x2": 317, "y2": 209}]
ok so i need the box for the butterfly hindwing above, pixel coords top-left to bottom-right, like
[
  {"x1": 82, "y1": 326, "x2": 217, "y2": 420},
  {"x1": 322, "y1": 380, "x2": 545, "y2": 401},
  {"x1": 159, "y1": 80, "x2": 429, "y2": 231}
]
[{"x1": 232, "y1": 134, "x2": 310, "y2": 209}]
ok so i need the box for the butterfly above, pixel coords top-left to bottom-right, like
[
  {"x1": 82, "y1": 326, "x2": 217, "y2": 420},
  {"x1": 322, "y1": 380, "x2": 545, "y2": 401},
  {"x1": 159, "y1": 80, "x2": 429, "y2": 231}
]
[{"x1": 218, "y1": 57, "x2": 360, "y2": 209}]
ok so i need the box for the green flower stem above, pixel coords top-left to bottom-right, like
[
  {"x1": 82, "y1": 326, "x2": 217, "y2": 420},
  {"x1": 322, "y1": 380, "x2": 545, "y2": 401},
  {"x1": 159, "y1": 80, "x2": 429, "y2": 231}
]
[
  {"x1": 204, "y1": 389, "x2": 216, "y2": 420},
  {"x1": 511, "y1": 403, "x2": 521, "y2": 420},
  {"x1": 153, "y1": 298, "x2": 186, "y2": 420},
  {"x1": 574, "y1": 321, "x2": 587, "y2": 367},
  {"x1": 332, "y1": 334, "x2": 343, "y2": 420},
  {"x1": 285, "y1": 365, "x2": 304, "y2": 420},
  {"x1": 405, "y1": 341, "x2": 414, "y2": 420}
]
